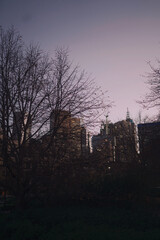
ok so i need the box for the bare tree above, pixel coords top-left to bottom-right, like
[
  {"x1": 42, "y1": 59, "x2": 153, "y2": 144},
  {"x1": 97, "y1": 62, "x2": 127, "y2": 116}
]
[
  {"x1": 0, "y1": 26, "x2": 52, "y2": 206},
  {"x1": 0, "y1": 27, "x2": 111, "y2": 207},
  {"x1": 35, "y1": 48, "x2": 112, "y2": 201},
  {"x1": 40, "y1": 48, "x2": 111, "y2": 167},
  {"x1": 139, "y1": 61, "x2": 160, "y2": 111},
  {"x1": 48, "y1": 48, "x2": 110, "y2": 131}
]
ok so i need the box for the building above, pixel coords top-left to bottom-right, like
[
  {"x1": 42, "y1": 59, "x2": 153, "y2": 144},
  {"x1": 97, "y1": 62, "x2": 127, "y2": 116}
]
[
  {"x1": 92, "y1": 115, "x2": 114, "y2": 162},
  {"x1": 113, "y1": 118, "x2": 137, "y2": 163},
  {"x1": 12, "y1": 112, "x2": 31, "y2": 142},
  {"x1": 46, "y1": 110, "x2": 90, "y2": 158},
  {"x1": 50, "y1": 110, "x2": 71, "y2": 132},
  {"x1": 92, "y1": 110, "x2": 138, "y2": 163},
  {"x1": 138, "y1": 121, "x2": 160, "y2": 167}
]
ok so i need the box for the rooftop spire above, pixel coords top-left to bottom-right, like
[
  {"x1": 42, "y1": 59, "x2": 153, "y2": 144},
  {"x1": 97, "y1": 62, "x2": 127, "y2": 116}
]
[
  {"x1": 126, "y1": 108, "x2": 130, "y2": 120},
  {"x1": 105, "y1": 114, "x2": 109, "y2": 135}
]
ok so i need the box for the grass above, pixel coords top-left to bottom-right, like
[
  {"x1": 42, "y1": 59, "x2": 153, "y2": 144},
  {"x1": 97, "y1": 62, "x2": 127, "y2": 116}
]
[{"x1": 0, "y1": 202, "x2": 160, "y2": 240}]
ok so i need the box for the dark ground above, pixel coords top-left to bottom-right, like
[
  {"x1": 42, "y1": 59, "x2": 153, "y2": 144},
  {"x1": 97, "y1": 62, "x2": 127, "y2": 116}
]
[{"x1": 0, "y1": 201, "x2": 160, "y2": 240}]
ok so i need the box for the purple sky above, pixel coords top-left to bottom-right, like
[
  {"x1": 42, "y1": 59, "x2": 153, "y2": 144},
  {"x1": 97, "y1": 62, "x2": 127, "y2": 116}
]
[{"x1": 1, "y1": 0, "x2": 160, "y2": 123}]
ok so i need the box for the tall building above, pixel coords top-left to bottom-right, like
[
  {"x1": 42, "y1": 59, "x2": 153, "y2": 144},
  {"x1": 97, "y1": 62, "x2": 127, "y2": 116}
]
[
  {"x1": 92, "y1": 110, "x2": 137, "y2": 163},
  {"x1": 113, "y1": 119, "x2": 137, "y2": 163},
  {"x1": 138, "y1": 122, "x2": 160, "y2": 167},
  {"x1": 50, "y1": 110, "x2": 71, "y2": 132},
  {"x1": 49, "y1": 109, "x2": 90, "y2": 157},
  {"x1": 12, "y1": 112, "x2": 31, "y2": 142},
  {"x1": 92, "y1": 115, "x2": 114, "y2": 162}
]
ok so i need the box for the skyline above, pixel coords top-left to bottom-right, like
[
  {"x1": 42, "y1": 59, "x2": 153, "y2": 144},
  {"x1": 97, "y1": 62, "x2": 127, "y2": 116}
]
[{"x1": 1, "y1": 0, "x2": 160, "y2": 123}]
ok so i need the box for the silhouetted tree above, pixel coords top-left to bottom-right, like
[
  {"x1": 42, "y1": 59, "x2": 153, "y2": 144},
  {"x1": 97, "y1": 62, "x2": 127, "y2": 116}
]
[
  {"x1": 0, "y1": 26, "x2": 53, "y2": 207},
  {"x1": 0, "y1": 26, "x2": 111, "y2": 207},
  {"x1": 140, "y1": 61, "x2": 160, "y2": 111}
]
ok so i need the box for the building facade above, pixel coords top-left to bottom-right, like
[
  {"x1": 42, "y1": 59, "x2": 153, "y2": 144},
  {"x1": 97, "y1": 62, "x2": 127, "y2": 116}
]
[
  {"x1": 48, "y1": 110, "x2": 90, "y2": 158},
  {"x1": 92, "y1": 111, "x2": 138, "y2": 163},
  {"x1": 12, "y1": 112, "x2": 31, "y2": 142},
  {"x1": 138, "y1": 122, "x2": 160, "y2": 167}
]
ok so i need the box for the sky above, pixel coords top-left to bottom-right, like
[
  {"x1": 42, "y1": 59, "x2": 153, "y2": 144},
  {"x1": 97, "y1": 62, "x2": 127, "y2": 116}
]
[{"x1": 1, "y1": 0, "x2": 160, "y2": 124}]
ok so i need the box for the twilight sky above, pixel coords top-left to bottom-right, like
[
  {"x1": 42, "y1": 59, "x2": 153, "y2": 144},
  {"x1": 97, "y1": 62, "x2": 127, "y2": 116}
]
[{"x1": 1, "y1": 0, "x2": 160, "y2": 123}]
